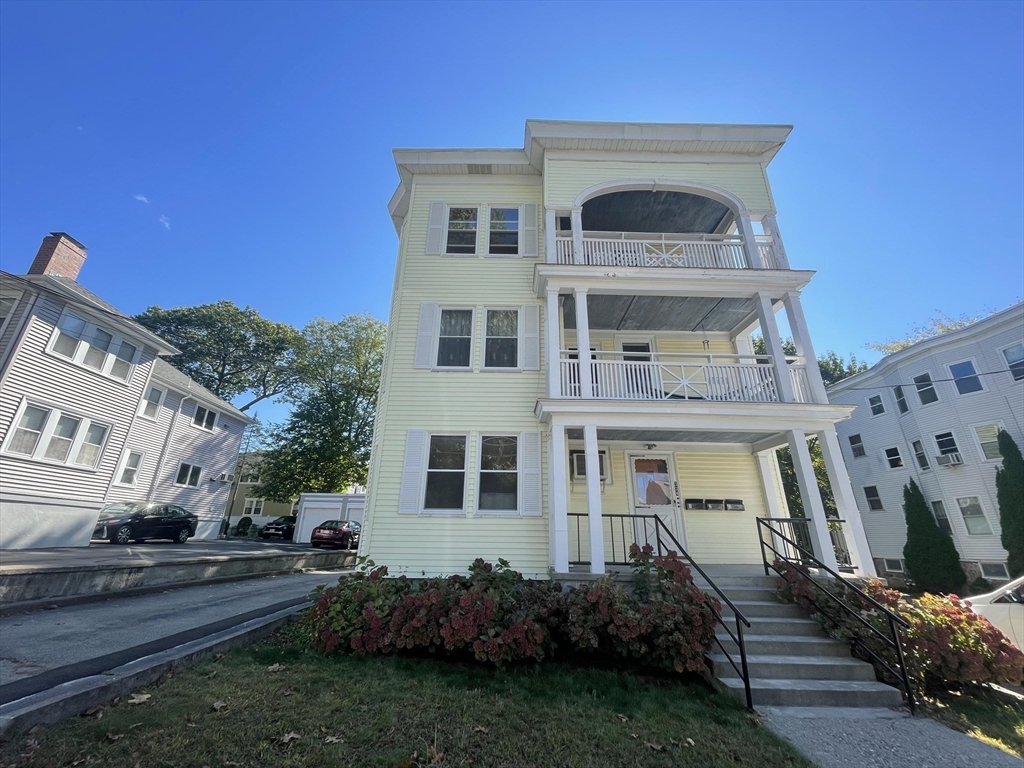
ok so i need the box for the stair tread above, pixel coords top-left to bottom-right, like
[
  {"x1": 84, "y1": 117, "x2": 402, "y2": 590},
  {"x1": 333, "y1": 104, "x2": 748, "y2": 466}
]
[
  {"x1": 717, "y1": 633, "x2": 841, "y2": 642},
  {"x1": 718, "y1": 677, "x2": 899, "y2": 692},
  {"x1": 708, "y1": 653, "x2": 869, "y2": 666}
]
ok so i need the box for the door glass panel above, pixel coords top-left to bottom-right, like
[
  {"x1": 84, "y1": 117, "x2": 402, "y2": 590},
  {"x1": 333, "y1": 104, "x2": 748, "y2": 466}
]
[
  {"x1": 622, "y1": 342, "x2": 651, "y2": 361},
  {"x1": 633, "y1": 458, "x2": 673, "y2": 505}
]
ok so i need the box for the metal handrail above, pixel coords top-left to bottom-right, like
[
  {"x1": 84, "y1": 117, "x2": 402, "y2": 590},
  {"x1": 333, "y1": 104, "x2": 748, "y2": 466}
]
[{"x1": 756, "y1": 518, "x2": 915, "y2": 713}]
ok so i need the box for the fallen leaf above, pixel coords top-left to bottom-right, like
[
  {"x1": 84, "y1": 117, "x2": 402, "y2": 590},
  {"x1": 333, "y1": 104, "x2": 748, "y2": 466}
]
[
  {"x1": 129, "y1": 723, "x2": 143, "y2": 729},
  {"x1": 686, "y1": 738, "x2": 695, "y2": 747},
  {"x1": 631, "y1": 733, "x2": 638, "y2": 739},
  {"x1": 212, "y1": 701, "x2": 228, "y2": 712},
  {"x1": 281, "y1": 688, "x2": 295, "y2": 697},
  {"x1": 428, "y1": 745, "x2": 445, "y2": 765},
  {"x1": 27, "y1": 724, "x2": 45, "y2": 736},
  {"x1": 23, "y1": 739, "x2": 39, "y2": 751},
  {"x1": 214, "y1": 653, "x2": 225, "y2": 661},
  {"x1": 225, "y1": 762, "x2": 243, "y2": 767},
  {"x1": 278, "y1": 732, "x2": 301, "y2": 745},
  {"x1": 267, "y1": 664, "x2": 285, "y2": 673},
  {"x1": 127, "y1": 693, "x2": 151, "y2": 705},
  {"x1": 645, "y1": 742, "x2": 664, "y2": 752},
  {"x1": 616, "y1": 714, "x2": 628, "y2": 723},
  {"x1": 205, "y1": 670, "x2": 218, "y2": 679},
  {"x1": 106, "y1": 732, "x2": 125, "y2": 742},
  {"x1": 473, "y1": 725, "x2": 489, "y2": 733},
  {"x1": 324, "y1": 735, "x2": 344, "y2": 744},
  {"x1": 81, "y1": 705, "x2": 104, "y2": 719}
]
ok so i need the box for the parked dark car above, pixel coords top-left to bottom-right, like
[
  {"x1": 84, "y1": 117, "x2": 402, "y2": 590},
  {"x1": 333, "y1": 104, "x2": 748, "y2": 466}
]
[
  {"x1": 310, "y1": 520, "x2": 360, "y2": 550},
  {"x1": 92, "y1": 502, "x2": 197, "y2": 545},
  {"x1": 260, "y1": 516, "x2": 296, "y2": 541}
]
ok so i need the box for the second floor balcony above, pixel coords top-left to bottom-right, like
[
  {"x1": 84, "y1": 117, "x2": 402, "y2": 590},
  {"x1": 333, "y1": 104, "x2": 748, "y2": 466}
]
[{"x1": 554, "y1": 231, "x2": 782, "y2": 270}]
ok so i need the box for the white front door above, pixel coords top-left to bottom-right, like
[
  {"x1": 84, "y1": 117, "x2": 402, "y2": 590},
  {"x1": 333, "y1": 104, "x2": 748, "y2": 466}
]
[{"x1": 628, "y1": 453, "x2": 685, "y2": 551}]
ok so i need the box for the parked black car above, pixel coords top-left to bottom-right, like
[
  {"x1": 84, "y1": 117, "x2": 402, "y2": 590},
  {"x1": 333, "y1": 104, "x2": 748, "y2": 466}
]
[
  {"x1": 310, "y1": 520, "x2": 361, "y2": 549},
  {"x1": 93, "y1": 502, "x2": 198, "y2": 545},
  {"x1": 260, "y1": 516, "x2": 296, "y2": 541}
]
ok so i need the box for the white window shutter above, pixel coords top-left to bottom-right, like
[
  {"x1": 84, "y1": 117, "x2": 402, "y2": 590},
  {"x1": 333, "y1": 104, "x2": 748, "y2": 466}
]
[
  {"x1": 398, "y1": 429, "x2": 428, "y2": 514},
  {"x1": 520, "y1": 304, "x2": 540, "y2": 370},
  {"x1": 413, "y1": 303, "x2": 439, "y2": 369},
  {"x1": 520, "y1": 431, "x2": 542, "y2": 516},
  {"x1": 426, "y1": 201, "x2": 445, "y2": 255},
  {"x1": 522, "y1": 204, "x2": 538, "y2": 257}
]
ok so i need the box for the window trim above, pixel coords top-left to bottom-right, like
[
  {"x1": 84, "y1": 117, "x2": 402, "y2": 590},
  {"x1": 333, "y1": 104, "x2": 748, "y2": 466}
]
[
  {"x1": 999, "y1": 341, "x2": 1024, "y2": 382},
  {"x1": 485, "y1": 204, "x2": 524, "y2": 258},
  {"x1": 867, "y1": 394, "x2": 886, "y2": 416},
  {"x1": 882, "y1": 558, "x2": 904, "y2": 573},
  {"x1": 894, "y1": 385, "x2": 909, "y2": 414},
  {"x1": 243, "y1": 497, "x2": 265, "y2": 516},
  {"x1": 443, "y1": 204, "x2": 481, "y2": 257},
  {"x1": 0, "y1": 397, "x2": 112, "y2": 472},
  {"x1": 883, "y1": 446, "x2": 904, "y2": 470},
  {"x1": 0, "y1": 288, "x2": 23, "y2": 340},
  {"x1": 970, "y1": 421, "x2": 1006, "y2": 463},
  {"x1": 433, "y1": 306, "x2": 476, "y2": 371},
  {"x1": 174, "y1": 461, "x2": 204, "y2": 488},
  {"x1": 980, "y1": 562, "x2": 1010, "y2": 580},
  {"x1": 45, "y1": 308, "x2": 142, "y2": 384},
  {"x1": 191, "y1": 404, "x2": 219, "y2": 432},
  {"x1": 114, "y1": 449, "x2": 146, "y2": 487},
  {"x1": 482, "y1": 307, "x2": 520, "y2": 371},
  {"x1": 569, "y1": 448, "x2": 611, "y2": 486},
  {"x1": 912, "y1": 372, "x2": 940, "y2": 406},
  {"x1": 955, "y1": 495, "x2": 994, "y2": 536},
  {"x1": 848, "y1": 433, "x2": 866, "y2": 459},
  {"x1": 930, "y1": 500, "x2": 953, "y2": 535},
  {"x1": 139, "y1": 386, "x2": 166, "y2": 421},
  {"x1": 863, "y1": 485, "x2": 884, "y2": 511},
  {"x1": 475, "y1": 433, "x2": 521, "y2": 516},
  {"x1": 947, "y1": 357, "x2": 986, "y2": 397},
  {"x1": 421, "y1": 432, "x2": 469, "y2": 516}
]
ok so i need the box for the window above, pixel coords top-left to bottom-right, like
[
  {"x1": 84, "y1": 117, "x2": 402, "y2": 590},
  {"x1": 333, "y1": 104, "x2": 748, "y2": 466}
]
[
  {"x1": 488, "y1": 207, "x2": 520, "y2": 256},
  {"x1": 913, "y1": 373, "x2": 939, "y2": 405},
  {"x1": 424, "y1": 435, "x2": 466, "y2": 511},
  {"x1": 981, "y1": 562, "x2": 1010, "y2": 580},
  {"x1": 1002, "y1": 343, "x2": 1024, "y2": 381},
  {"x1": 956, "y1": 496, "x2": 993, "y2": 535},
  {"x1": 141, "y1": 387, "x2": 164, "y2": 419},
  {"x1": 2, "y1": 402, "x2": 111, "y2": 469},
  {"x1": 478, "y1": 435, "x2": 518, "y2": 511},
  {"x1": 436, "y1": 309, "x2": 473, "y2": 368},
  {"x1": 949, "y1": 360, "x2": 984, "y2": 395},
  {"x1": 193, "y1": 405, "x2": 217, "y2": 431},
  {"x1": 484, "y1": 309, "x2": 518, "y2": 368},
  {"x1": 175, "y1": 462, "x2": 203, "y2": 487},
  {"x1": 868, "y1": 394, "x2": 885, "y2": 415},
  {"x1": 935, "y1": 431, "x2": 960, "y2": 456},
  {"x1": 894, "y1": 386, "x2": 909, "y2": 413},
  {"x1": 848, "y1": 434, "x2": 866, "y2": 458},
  {"x1": 239, "y1": 471, "x2": 260, "y2": 484},
  {"x1": 864, "y1": 486, "x2": 884, "y2": 511},
  {"x1": 445, "y1": 207, "x2": 478, "y2": 255},
  {"x1": 931, "y1": 500, "x2": 953, "y2": 535},
  {"x1": 911, "y1": 440, "x2": 930, "y2": 470},
  {"x1": 883, "y1": 559, "x2": 904, "y2": 573},
  {"x1": 243, "y1": 498, "x2": 265, "y2": 516},
  {"x1": 884, "y1": 447, "x2": 904, "y2": 469},
  {"x1": 973, "y1": 423, "x2": 1003, "y2": 461},
  {"x1": 49, "y1": 310, "x2": 139, "y2": 382},
  {"x1": 118, "y1": 451, "x2": 144, "y2": 486}
]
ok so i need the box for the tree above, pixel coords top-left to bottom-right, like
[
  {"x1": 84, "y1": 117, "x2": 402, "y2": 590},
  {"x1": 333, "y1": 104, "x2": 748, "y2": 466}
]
[
  {"x1": 255, "y1": 314, "x2": 386, "y2": 501},
  {"x1": 751, "y1": 335, "x2": 867, "y2": 386},
  {"x1": 995, "y1": 430, "x2": 1024, "y2": 578},
  {"x1": 135, "y1": 301, "x2": 301, "y2": 411},
  {"x1": 902, "y1": 479, "x2": 966, "y2": 594},
  {"x1": 865, "y1": 311, "x2": 991, "y2": 356}
]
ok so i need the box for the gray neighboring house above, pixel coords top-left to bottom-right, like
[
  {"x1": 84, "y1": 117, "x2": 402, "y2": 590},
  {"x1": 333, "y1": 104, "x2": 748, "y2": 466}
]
[{"x1": 0, "y1": 233, "x2": 254, "y2": 549}]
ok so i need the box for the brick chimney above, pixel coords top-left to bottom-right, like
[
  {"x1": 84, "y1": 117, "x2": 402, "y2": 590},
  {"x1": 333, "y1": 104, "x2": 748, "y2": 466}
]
[{"x1": 27, "y1": 232, "x2": 87, "y2": 281}]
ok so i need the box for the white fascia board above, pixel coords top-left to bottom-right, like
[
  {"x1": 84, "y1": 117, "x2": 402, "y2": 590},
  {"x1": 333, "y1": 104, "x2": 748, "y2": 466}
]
[
  {"x1": 392, "y1": 148, "x2": 531, "y2": 167},
  {"x1": 525, "y1": 119, "x2": 792, "y2": 146}
]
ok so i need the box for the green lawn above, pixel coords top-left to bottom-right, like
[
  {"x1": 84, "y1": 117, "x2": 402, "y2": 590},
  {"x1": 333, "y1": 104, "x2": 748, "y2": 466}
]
[
  {"x1": 0, "y1": 634, "x2": 814, "y2": 768},
  {"x1": 921, "y1": 685, "x2": 1024, "y2": 758}
]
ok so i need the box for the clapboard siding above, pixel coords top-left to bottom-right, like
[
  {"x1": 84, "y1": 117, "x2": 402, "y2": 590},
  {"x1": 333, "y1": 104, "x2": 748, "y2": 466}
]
[
  {"x1": 544, "y1": 158, "x2": 773, "y2": 211},
  {"x1": 830, "y1": 308, "x2": 1023, "y2": 565},
  {"x1": 562, "y1": 331, "x2": 735, "y2": 355}
]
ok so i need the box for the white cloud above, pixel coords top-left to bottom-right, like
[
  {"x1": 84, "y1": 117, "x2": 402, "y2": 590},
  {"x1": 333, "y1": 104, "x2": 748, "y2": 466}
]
[
  {"x1": 159, "y1": 215, "x2": 170, "y2": 230},
  {"x1": 134, "y1": 194, "x2": 149, "y2": 203}
]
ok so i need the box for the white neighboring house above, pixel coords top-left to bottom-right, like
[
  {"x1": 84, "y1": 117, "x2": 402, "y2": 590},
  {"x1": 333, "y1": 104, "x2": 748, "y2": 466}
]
[
  {"x1": 0, "y1": 233, "x2": 255, "y2": 549},
  {"x1": 828, "y1": 303, "x2": 1024, "y2": 583}
]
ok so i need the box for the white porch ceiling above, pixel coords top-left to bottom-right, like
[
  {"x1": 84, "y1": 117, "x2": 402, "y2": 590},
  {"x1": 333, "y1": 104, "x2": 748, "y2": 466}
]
[{"x1": 562, "y1": 294, "x2": 760, "y2": 333}]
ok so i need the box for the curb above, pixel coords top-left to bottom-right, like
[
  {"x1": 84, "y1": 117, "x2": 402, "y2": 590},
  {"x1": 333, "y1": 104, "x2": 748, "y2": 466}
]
[{"x1": 0, "y1": 603, "x2": 307, "y2": 738}]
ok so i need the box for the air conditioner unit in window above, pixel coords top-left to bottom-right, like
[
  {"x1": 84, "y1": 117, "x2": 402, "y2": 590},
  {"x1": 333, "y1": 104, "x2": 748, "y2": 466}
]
[
  {"x1": 218, "y1": 472, "x2": 236, "y2": 482},
  {"x1": 569, "y1": 451, "x2": 607, "y2": 481},
  {"x1": 935, "y1": 453, "x2": 963, "y2": 467}
]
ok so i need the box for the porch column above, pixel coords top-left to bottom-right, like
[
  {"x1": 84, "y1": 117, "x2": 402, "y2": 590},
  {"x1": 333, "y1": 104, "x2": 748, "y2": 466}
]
[
  {"x1": 755, "y1": 292, "x2": 795, "y2": 403},
  {"x1": 574, "y1": 288, "x2": 594, "y2": 399},
  {"x1": 782, "y1": 292, "x2": 828, "y2": 404},
  {"x1": 762, "y1": 214, "x2": 790, "y2": 269},
  {"x1": 549, "y1": 424, "x2": 570, "y2": 572},
  {"x1": 544, "y1": 208, "x2": 557, "y2": 264},
  {"x1": 737, "y1": 212, "x2": 764, "y2": 269},
  {"x1": 545, "y1": 288, "x2": 560, "y2": 398},
  {"x1": 787, "y1": 429, "x2": 840, "y2": 572},
  {"x1": 584, "y1": 424, "x2": 605, "y2": 574},
  {"x1": 815, "y1": 428, "x2": 877, "y2": 577},
  {"x1": 570, "y1": 207, "x2": 585, "y2": 265},
  {"x1": 755, "y1": 450, "x2": 785, "y2": 519}
]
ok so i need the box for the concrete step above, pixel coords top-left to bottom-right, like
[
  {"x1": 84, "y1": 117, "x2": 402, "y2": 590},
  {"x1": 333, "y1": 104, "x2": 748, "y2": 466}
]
[
  {"x1": 716, "y1": 633, "x2": 852, "y2": 657},
  {"x1": 696, "y1": 586, "x2": 780, "y2": 602},
  {"x1": 692, "y1": 575, "x2": 778, "y2": 589},
  {"x1": 718, "y1": 676, "x2": 904, "y2": 708},
  {"x1": 709, "y1": 653, "x2": 878, "y2": 682},
  {"x1": 718, "y1": 600, "x2": 807, "y2": 619},
  {"x1": 718, "y1": 617, "x2": 823, "y2": 637}
]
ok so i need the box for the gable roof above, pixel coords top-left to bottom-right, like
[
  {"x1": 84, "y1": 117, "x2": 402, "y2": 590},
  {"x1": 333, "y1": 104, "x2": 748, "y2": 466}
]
[{"x1": 150, "y1": 358, "x2": 255, "y2": 424}]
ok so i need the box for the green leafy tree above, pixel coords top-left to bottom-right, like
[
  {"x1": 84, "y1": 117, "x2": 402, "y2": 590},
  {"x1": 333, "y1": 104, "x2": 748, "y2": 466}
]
[
  {"x1": 256, "y1": 314, "x2": 386, "y2": 501},
  {"x1": 995, "y1": 430, "x2": 1024, "y2": 577},
  {"x1": 135, "y1": 301, "x2": 301, "y2": 411},
  {"x1": 751, "y1": 335, "x2": 867, "y2": 386},
  {"x1": 902, "y1": 479, "x2": 967, "y2": 594}
]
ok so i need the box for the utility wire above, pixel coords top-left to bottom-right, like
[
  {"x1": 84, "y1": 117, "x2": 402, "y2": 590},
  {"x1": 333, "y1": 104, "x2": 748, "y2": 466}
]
[{"x1": 835, "y1": 369, "x2": 1019, "y2": 391}]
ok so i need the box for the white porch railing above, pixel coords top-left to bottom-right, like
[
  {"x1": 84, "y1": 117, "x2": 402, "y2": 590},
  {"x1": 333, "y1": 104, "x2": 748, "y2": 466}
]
[
  {"x1": 558, "y1": 351, "x2": 813, "y2": 404},
  {"x1": 553, "y1": 232, "x2": 782, "y2": 270}
]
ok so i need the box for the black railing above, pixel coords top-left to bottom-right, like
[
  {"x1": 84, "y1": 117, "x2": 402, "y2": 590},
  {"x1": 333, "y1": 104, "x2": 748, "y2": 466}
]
[
  {"x1": 757, "y1": 518, "x2": 915, "y2": 714},
  {"x1": 567, "y1": 512, "x2": 752, "y2": 709},
  {"x1": 761, "y1": 516, "x2": 854, "y2": 572}
]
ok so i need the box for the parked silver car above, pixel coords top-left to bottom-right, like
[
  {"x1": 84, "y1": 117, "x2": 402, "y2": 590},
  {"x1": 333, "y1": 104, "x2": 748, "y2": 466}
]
[{"x1": 967, "y1": 576, "x2": 1024, "y2": 649}]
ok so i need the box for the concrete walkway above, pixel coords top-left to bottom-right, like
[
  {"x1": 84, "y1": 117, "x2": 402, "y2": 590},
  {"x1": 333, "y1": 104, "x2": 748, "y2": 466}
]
[{"x1": 762, "y1": 707, "x2": 1022, "y2": 768}]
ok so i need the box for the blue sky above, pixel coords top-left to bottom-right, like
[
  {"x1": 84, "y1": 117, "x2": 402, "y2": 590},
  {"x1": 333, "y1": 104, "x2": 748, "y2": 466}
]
[{"x1": 2, "y1": 1, "x2": 1021, "y2": 425}]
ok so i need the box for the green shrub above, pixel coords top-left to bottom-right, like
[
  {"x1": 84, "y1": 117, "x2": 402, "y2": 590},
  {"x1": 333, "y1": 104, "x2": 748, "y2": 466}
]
[
  {"x1": 902, "y1": 479, "x2": 967, "y2": 594},
  {"x1": 774, "y1": 559, "x2": 1024, "y2": 694},
  {"x1": 234, "y1": 516, "x2": 253, "y2": 536}
]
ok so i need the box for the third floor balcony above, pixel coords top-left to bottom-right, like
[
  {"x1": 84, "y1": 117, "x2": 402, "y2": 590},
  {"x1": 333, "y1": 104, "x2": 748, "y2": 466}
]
[{"x1": 553, "y1": 231, "x2": 782, "y2": 270}]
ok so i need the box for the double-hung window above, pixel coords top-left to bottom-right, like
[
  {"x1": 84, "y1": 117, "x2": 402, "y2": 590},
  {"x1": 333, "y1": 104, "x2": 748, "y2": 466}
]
[
  {"x1": 935, "y1": 431, "x2": 959, "y2": 456},
  {"x1": 930, "y1": 500, "x2": 953, "y2": 535},
  {"x1": 848, "y1": 433, "x2": 866, "y2": 458},
  {"x1": 1002, "y1": 343, "x2": 1024, "y2": 381},
  {"x1": 956, "y1": 496, "x2": 993, "y2": 535},
  {"x1": 118, "y1": 451, "x2": 144, "y2": 486},
  {"x1": 50, "y1": 310, "x2": 139, "y2": 382},
  {"x1": 193, "y1": 405, "x2": 217, "y2": 431},
  {"x1": 972, "y1": 423, "x2": 1003, "y2": 461},
  {"x1": 911, "y1": 440, "x2": 930, "y2": 470},
  {"x1": 884, "y1": 447, "x2": 903, "y2": 469},
  {"x1": 868, "y1": 394, "x2": 885, "y2": 415},
  {"x1": 863, "y1": 486, "x2": 884, "y2": 511},
  {"x1": 175, "y1": 462, "x2": 203, "y2": 487},
  {"x1": 478, "y1": 435, "x2": 518, "y2": 512},
  {"x1": 913, "y1": 373, "x2": 939, "y2": 405},
  {"x1": 2, "y1": 402, "x2": 110, "y2": 468},
  {"x1": 445, "y1": 207, "x2": 478, "y2": 255},
  {"x1": 949, "y1": 360, "x2": 984, "y2": 395},
  {"x1": 484, "y1": 309, "x2": 518, "y2": 369},
  {"x1": 243, "y1": 498, "x2": 265, "y2": 516},
  {"x1": 894, "y1": 386, "x2": 909, "y2": 414},
  {"x1": 423, "y1": 435, "x2": 467, "y2": 512},
  {"x1": 487, "y1": 207, "x2": 519, "y2": 256},
  {"x1": 436, "y1": 309, "x2": 474, "y2": 368},
  {"x1": 141, "y1": 387, "x2": 164, "y2": 419}
]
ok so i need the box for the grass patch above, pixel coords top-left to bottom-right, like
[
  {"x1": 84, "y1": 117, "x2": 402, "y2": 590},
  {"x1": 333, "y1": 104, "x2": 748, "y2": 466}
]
[
  {"x1": 0, "y1": 634, "x2": 813, "y2": 768},
  {"x1": 920, "y1": 685, "x2": 1024, "y2": 758}
]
